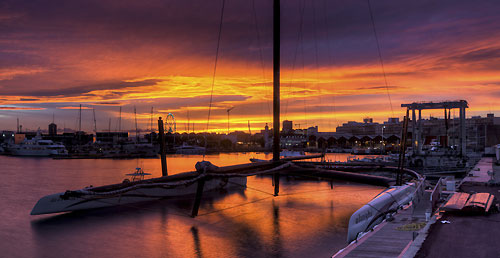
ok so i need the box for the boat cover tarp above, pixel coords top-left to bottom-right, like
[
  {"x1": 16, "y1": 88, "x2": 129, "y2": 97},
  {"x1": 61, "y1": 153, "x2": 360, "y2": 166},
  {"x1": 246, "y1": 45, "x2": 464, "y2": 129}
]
[{"x1": 443, "y1": 192, "x2": 495, "y2": 213}]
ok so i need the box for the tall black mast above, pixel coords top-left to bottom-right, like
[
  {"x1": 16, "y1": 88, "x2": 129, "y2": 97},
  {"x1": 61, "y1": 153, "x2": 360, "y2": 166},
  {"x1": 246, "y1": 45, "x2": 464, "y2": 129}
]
[
  {"x1": 272, "y1": 0, "x2": 280, "y2": 196},
  {"x1": 273, "y1": 0, "x2": 280, "y2": 162}
]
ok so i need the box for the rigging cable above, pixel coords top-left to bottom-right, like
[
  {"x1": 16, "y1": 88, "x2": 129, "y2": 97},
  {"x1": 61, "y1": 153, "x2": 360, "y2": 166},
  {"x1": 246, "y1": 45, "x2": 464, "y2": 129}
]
[
  {"x1": 312, "y1": 0, "x2": 324, "y2": 132},
  {"x1": 251, "y1": 0, "x2": 272, "y2": 123},
  {"x1": 204, "y1": 0, "x2": 226, "y2": 160},
  {"x1": 322, "y1": 0, "x2": 337, "y2": 131},
  {"x1": 283, "y1": 0, "x2": 306, "y2": 119},
  {"x1": 367, "y1": 0, "x2": 394, "y2": 117},
  {"x1": 300, "y1": 8, "x2": 308, "y2": 128}
]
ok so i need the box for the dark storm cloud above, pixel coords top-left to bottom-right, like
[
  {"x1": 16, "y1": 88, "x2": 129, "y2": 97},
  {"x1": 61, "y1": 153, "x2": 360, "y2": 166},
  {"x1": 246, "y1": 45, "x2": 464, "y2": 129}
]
[
  {"x1": 356, "y1": 85, "x2": 401, "y2": 90},
  {"x1": 5, "y1": 95, "x2": 249, "y2": 112},
  {"x1": 93, "y1": 102, "x2": 122, "y2": 106},
  {"x1": 1, "y1": 0, "x2": 499, "y2": 69},
  {"x1": 0, "y1": 79, "x2": 161, "y2": 96},
  {"x1": 432, "y1": 46, "x2": 500, "y2": 72},
  {"x1": 0, "y1": 106, "x2": 45, "y2": 110},
  {"x1": 131, "y1": 95, "x2": 251, "y2": 111},
  {"x1": 446, "y1": 47, "x2": 500, "y2": 64},
  {"x1": 1, "y1": 0, "x2": 500, "y2": 130},
  {"x1": 340, "y1": 71, "x2": 416, "y2": 79}
]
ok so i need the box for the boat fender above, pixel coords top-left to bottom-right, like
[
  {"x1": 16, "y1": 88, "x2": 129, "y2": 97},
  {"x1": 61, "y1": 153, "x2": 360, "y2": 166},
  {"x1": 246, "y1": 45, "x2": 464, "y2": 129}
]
[{"x1": 195, "y1": 161, "x2": 219, "y2": 173}]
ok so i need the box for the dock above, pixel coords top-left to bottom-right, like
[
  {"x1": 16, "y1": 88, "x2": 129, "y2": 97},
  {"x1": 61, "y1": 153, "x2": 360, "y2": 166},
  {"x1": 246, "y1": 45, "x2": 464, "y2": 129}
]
[
  {"x1": 334, "y1": 156, "x2": 500, "y2": 258},
  {"x1": 333, "y1": 191, "x2": 430, "y2": 258},
  {"x1": 459, "y1": 157, "x2": 496, "y2": 185},
  {"x1": 412, "y1": 157, "x2": 500, "y2": 258}
]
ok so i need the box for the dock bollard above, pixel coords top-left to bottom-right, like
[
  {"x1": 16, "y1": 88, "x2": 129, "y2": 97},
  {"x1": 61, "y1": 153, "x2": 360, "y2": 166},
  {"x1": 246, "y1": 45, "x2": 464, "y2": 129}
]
[{"x1": 425, "y1": 209, "x2": 431, "y2": 221}]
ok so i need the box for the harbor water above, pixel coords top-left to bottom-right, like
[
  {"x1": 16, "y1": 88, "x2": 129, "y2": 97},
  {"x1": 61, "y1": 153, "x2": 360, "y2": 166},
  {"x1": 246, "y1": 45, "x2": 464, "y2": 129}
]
[{"x1": 0, "y1": 153, "x2": 384, "y2": 258}]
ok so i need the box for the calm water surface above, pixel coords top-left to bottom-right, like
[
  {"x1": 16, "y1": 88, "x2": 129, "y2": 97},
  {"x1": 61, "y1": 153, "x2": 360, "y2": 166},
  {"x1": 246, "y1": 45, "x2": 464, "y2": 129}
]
[{"x1": 0, "y1": 153, "x2": 384, "y2": 258}]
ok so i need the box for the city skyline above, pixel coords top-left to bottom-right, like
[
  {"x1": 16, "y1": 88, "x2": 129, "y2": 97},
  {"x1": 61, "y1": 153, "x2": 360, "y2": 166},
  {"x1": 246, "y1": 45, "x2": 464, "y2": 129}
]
[
  {"x1": 5, "y1": 109, "x2": 496, "y2": 135},
  {"x1": 1, "y1": 0, "x2": 499, "y2": 132}
]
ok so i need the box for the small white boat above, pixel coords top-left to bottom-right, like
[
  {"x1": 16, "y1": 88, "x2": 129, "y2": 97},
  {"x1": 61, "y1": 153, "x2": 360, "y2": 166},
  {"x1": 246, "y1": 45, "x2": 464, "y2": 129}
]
[
  {"x1": 250, "y1": 150, "x2": 305, "y2": 162},
  {"x1": 125, "y1": 167, "x2": 152, "y2": 181}
]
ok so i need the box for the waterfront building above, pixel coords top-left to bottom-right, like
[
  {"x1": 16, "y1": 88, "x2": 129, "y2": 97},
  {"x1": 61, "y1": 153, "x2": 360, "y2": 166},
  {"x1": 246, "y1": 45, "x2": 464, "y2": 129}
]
[
  {"x1": 48, "y1": 123, "x2": 57, "y2": 135},
  {"x1": 336, "y1": 119, "x2": 381, "y2": 135},
  {"x1": 282, "y1": 120, "x2": 293, "y2": 134},
  {"x1": 95, "y1": 132, "x2": 129, "y2": 143},
  {"x1": 280, "y1": 134, "x2": 306, "y2": 149},
  {"x1": 307, "y1": 126, "x2": 318, "y2": 135}
]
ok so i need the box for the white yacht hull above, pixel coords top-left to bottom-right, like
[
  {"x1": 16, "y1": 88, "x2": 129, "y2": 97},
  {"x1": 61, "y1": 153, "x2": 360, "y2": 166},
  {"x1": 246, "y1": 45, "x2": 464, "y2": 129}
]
[
  {"x1": 31, "y1": 176, "x2": 246, "y2": 215},
  {"x1": 9, "y1": 149, "x2": 66, "y2": 156}
]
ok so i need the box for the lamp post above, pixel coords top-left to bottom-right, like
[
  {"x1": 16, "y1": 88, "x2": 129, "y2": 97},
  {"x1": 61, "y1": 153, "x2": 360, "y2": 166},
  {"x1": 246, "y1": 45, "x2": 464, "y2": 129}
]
[
  {"x1": 226, "y1": 107, "x2": 235, "y2": 135},
  {"x1": 382, "y1": 126, "x2": 386, "y2": 154}
]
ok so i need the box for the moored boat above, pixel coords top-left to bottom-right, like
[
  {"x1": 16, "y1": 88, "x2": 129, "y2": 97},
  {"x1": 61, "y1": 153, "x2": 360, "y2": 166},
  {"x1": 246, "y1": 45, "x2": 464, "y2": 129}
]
[
  {"x1": 7, "y1": 131, "x2": 68, "y2": 157},
  {"x1": 31, "y1": 171, "x2": 246, "y2": 215},
  {"x1": 175, "y1": 143, "x2": 206, "y2": 154}
]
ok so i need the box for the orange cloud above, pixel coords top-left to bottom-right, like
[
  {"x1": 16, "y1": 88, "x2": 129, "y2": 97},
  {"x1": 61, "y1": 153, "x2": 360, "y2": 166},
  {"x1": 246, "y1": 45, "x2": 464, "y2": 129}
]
[
  {"x1": 1, "y1": 0, "x2": 500, "y2": 132},
  {"x1": 57, "y1": 106, "x2": 93, "y2": 110},
  {"x1": 0, "y1": 106, "x2": 45, "y2": 110}
]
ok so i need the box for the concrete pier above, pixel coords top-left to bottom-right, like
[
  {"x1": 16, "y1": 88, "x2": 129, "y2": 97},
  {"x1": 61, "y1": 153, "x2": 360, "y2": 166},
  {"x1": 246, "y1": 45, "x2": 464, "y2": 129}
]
[
  {"x1": 334, "y1": 157, "x2": 498, "y2": 258},
  {"x1": 412, "y1": 157, "x2": 500, "y2": 258}
]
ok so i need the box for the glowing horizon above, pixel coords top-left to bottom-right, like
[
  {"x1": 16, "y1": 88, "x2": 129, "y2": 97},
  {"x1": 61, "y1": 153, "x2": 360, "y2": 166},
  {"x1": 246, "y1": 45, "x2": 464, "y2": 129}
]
[{"x1": 1, "y1": 0, "x2": 499, "y2": 133}]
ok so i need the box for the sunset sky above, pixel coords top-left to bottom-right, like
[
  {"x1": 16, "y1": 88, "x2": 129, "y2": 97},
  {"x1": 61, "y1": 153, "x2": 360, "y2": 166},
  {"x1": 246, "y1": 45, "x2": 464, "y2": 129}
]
[{"x1": 1, "y1": 0, "x2": 499, "y2": 133}]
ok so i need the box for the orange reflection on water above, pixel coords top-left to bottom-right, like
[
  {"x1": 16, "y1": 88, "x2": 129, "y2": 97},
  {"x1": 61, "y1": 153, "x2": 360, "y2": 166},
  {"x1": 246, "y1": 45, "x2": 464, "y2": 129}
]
[
  {"x1": 124, "y1": 153, "x2": 385, "y2": 257},
  {"x1": 25, "y1": 153, "x2": 384, "y2": 257}
]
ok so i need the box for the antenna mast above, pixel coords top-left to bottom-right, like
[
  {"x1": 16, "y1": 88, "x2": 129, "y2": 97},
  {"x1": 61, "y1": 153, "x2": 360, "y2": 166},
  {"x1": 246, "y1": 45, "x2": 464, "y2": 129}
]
[
  {"x1": 227, "y1": 106, "x2": 235, "y2": 134},
  {"x1": 150, "y1": 107, "x2": 153, "y2": 132},
  {"x1": 119, "y1": 106, "x2": 122, "y2": 132},
  {"x1": 134, "y1": 106, "x2": 138, "y2": 142}
]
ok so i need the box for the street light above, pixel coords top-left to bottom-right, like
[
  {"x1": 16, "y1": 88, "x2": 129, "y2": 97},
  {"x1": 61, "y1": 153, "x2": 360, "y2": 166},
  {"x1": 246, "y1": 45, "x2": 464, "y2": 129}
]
[
  {"x1": 382, "y1": 126, "x2": 386, "y2": 153},
  {"x1": 227, "y1": 107, "x2": 235, "y2": 134}
]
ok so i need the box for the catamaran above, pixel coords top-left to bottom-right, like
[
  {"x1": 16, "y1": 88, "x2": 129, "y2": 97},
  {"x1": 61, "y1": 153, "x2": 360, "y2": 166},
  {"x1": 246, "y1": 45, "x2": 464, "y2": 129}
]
[
  {"x1": 31, "y1": 0, "x2": 290, "y2": 216},
  {"x1": 31, "y1": 164, "x2": 248, "y2": 215},
  {"x1": 31, "y1": 1, "x2": 420, "y2": 232}
]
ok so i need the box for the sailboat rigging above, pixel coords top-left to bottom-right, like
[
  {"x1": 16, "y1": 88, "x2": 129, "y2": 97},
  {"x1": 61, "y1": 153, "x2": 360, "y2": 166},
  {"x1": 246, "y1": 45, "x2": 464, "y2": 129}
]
[
  {"x1": 272, "y1": 0, "x2": 281, "y2": 195},
  {"x1": 29, "y1": 6, "x2": 423, "y2": 249},
  {"x1": 30, "y1": 0, "x2": 305, "y2": 216}
]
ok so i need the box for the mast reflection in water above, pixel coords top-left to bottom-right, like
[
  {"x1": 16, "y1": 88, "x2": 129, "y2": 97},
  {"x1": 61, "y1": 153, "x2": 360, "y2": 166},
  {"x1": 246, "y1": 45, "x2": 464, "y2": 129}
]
[{"x1": 0, "y1": 153, "x2": 384, "y2": 257}]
